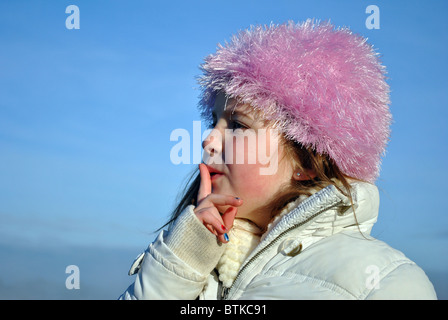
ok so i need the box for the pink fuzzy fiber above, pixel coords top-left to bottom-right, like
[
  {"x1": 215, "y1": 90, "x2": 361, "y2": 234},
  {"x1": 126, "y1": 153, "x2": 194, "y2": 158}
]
[{"x1": 198, "y1": 20, "x2": 391, "y2": 182}]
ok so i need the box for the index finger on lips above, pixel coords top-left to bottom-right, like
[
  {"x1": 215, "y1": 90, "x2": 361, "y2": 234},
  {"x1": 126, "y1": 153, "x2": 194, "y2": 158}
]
[{"x1": 197, "y1": 163, "x2": 212, "y2": 203}]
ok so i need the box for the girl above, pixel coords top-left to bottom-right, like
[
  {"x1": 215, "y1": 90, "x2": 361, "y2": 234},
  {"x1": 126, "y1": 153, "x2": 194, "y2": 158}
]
[{"x1": 120, "y1": 20, "x2": 436, "y2": 300}]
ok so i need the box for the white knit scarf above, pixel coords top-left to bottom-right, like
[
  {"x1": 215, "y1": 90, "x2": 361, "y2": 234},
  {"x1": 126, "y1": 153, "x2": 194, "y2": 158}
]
[
  {"x1": 215, "y1": 195, "x2": 309, "y2": 288},
  {"x1": 215, "y1": 218, "x2": 262, "y2": 287}
]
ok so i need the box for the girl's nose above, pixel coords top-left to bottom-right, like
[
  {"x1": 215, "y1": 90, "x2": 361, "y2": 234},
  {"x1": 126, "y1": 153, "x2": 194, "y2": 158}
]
[{"x1": 202, "y1": 129, "x2": 223, "y2": 158}]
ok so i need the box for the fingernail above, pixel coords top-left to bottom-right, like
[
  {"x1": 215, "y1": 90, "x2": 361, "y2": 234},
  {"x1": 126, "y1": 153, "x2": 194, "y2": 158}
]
[
  {"x1": 224, "y1": 233, "x2": 229, "y2": 242},
  {"x1": 221, "y1": 225, "x2": 226, "y2": 231}
]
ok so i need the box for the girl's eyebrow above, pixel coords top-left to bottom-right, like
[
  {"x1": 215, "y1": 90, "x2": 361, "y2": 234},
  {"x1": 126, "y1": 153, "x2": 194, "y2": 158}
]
[
  {"x1": 212, "y1": 108, "x2": 253, "y2": 121},
  {"x1": 227, "y1": 107, "x2": 253, "y2": 120},
  {"x1": 229, "y1": 112, "x2": 252, "y2": 123}
]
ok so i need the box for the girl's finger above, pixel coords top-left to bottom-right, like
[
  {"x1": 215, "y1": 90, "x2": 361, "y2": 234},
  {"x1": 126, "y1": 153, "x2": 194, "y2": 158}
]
[
  {"x1": 204, "y1": 223, "x2": 218, "y2": 236},
  {"x1": 197, "y1": 163, "x2": 212, "y2": 204},
  {"x1": 222, "y1": 206, "x2": 238, "y2": 230},
  {"x1": 195, "y1": 207, "x2": 226, "y2": 235},
  {"x1": 198, "y1": 193, "x2": 243, "y2": 208}
]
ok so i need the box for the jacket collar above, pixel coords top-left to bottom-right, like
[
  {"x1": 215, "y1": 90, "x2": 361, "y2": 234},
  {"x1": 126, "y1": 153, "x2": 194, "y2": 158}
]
[{"x1": 258, "y1": 181, "x2": 380, "y2": 250}]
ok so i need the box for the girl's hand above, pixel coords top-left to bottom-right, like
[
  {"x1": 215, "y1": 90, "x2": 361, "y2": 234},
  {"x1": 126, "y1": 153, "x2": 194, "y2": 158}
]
[{"x1": 194, "y1": 163, "x2": 242, "y2": 243}]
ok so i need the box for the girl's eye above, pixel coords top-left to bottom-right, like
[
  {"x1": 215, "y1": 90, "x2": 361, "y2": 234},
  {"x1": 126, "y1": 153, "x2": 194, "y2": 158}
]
[
  {"x1": 230, "y1": 120, "x2": 247, "y2": 131},
  {"x1": 210, "y1": 118, "x2": 248, "y2": 130}
]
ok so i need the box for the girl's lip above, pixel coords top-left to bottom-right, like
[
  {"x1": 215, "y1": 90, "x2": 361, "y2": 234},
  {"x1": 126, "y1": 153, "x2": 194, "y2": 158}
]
[
  {"x1": 205, "y1": 165, "x2": 224, "y2": 182},
  {"x1": 205, "y1": 165, "x2": 223, "y2": 175},
  {"x1": 210, "y1": 173, "x2": 223, "y2": 181}
]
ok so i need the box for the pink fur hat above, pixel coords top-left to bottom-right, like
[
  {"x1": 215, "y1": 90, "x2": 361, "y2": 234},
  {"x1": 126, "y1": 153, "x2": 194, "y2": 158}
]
[{"x1": 198, "y1": 20, "x2": 391, "y2": 182}]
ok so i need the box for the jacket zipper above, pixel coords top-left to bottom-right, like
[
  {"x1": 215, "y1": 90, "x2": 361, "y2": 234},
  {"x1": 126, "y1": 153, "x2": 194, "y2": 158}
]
[{"x1": 220, "y1": 200, "x2": 343, "y2": 300}]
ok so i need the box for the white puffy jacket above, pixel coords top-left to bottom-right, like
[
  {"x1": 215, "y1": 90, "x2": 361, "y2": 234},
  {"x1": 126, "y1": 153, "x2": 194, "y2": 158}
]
[{"x1": 119, "y1": 182, "x2": 437, "y2": 300}]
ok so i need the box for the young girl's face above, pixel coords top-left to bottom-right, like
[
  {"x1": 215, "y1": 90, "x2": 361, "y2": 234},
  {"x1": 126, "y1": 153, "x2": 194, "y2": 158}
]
[{"x1": 202, "y1": 94, "x2": 295, "y2": 230}]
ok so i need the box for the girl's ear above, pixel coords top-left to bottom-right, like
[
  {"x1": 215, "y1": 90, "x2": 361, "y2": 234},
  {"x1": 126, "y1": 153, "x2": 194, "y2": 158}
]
[{"x1": 293, "y1": 169, "x2": 316, "y2": 181}]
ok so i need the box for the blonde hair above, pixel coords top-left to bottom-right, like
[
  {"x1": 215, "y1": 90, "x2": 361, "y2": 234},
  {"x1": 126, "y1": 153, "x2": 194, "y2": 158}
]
[{"x1": 258, "y1": 137, "x2": 359, "y2": 226}]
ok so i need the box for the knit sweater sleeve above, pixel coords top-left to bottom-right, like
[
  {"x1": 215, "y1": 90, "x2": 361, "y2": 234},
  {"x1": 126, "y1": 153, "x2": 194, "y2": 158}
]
[
  {"x1": 119, "y1": 205, "x2": 225, "y2": 300},
  {"x1": 164, "y1": 204, "x2": 226, "y2": 275}
]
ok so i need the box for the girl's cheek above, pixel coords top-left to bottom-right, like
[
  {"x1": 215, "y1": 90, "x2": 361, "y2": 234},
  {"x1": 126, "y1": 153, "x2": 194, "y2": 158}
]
[
  {"x1": 226, "y1": 134, "x2": 257, "y2": 165},
  {"x1": 228, "y1": 130, "x2": 282, "y2": 196},
  {"x1": 231, "y1": 164, "x2": 271, "y2": 197}
]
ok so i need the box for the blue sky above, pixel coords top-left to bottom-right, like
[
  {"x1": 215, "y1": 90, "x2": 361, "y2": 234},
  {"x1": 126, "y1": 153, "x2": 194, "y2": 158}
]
[{"x1": 0, "y1": 0, "x2": 447, "y2": 299}]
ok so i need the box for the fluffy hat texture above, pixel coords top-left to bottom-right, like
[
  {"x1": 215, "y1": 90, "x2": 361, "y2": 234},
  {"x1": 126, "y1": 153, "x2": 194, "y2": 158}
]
[{"x1": 198, "y1": 20, "x2": 391, "y2": 182}]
